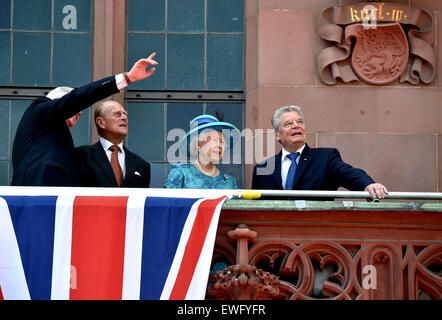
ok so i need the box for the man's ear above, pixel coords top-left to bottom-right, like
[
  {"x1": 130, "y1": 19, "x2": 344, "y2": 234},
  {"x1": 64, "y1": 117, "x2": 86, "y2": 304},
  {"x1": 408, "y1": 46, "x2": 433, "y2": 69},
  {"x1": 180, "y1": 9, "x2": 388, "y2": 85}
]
[
  {"x1": 95, "y1": 117, "x2": 105, "y2": 129},
  {"x1": 275, "y1": 130, "x2": 281, "y2": 143}
]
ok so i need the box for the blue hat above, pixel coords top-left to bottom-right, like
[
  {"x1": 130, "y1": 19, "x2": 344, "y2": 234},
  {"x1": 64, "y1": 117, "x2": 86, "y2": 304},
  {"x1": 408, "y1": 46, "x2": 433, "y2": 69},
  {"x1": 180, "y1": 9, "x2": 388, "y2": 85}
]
[{"x1": 179, "y1": 115, "x2": 240, "y2": 156}]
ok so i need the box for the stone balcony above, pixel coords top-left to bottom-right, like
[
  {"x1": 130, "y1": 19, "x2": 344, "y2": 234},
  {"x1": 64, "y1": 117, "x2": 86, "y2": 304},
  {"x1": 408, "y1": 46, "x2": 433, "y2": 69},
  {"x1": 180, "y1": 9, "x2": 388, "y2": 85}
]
[{"x1": 207, "y1": 200, "x2": 442, "y2": 300}]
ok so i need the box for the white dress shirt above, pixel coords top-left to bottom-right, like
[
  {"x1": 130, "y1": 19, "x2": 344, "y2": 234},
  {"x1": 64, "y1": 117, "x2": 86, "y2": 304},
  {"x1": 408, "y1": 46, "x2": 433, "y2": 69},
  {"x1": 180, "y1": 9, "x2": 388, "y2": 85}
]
[
  {"x1": 115, "y1": 73, "x2": 129, "y2": 90},
  {"x1": 99, "y1": 137, "x2": 126, "y2": 178},
  {"x1": 281, "y1": 144, "x2": 305, "y2": 190}
]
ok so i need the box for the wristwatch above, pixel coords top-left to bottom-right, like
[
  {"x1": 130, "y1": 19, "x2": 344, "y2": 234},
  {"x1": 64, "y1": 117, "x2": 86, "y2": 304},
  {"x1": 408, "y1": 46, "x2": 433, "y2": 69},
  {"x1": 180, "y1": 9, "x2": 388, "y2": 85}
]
[{"x1": 123, "y1": 72, "x2": 132, "y2": 85}]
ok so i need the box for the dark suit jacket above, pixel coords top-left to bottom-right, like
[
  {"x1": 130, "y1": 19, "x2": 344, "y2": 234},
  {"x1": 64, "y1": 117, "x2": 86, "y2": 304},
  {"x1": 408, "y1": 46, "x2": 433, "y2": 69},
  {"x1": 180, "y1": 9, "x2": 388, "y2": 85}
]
[
  {"x1": 11, "y1": 76, "x2": 120, "y2": 187},
  {"x1": 251, "y1": 144, "x2": 374, "y2": 199},
  {"x1": 75, "y1": 142, "x2": 150, "y2": 188}
]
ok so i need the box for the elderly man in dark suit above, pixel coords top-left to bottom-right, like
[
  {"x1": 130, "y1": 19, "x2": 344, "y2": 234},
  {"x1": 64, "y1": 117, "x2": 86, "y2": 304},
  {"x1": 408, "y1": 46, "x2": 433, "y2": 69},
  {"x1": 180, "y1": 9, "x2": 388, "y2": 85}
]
[
  {"x1": 75, "y1": 100, "x2": 150, "y2": 188},
  {"x1": 251, "y1": 105, "x2": 388, "y2": 200},
  {"x1": 11, "y1": 53, "x2": 158, "y2": 187}
]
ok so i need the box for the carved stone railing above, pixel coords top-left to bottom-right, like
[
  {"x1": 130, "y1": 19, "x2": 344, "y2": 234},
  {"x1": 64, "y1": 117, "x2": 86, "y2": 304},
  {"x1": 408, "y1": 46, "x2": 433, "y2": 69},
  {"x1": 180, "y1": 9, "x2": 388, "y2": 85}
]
[{"x1": 207, "y1": 200, "x2": 442, "y2": 300}]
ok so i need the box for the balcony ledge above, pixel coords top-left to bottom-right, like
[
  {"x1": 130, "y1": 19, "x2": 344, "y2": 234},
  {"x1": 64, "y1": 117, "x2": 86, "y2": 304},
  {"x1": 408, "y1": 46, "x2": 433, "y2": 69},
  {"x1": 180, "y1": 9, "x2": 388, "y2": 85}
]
[{"x1": 222, "y1": 199, "x2": 442, "y2": 213}]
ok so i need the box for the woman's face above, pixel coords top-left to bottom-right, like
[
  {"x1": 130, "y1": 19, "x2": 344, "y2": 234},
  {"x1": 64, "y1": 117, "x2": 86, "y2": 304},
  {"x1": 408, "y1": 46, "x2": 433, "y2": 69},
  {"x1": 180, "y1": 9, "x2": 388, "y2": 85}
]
[{"x1": 198, "y1": 130, "x2": 226, "y2": 164}]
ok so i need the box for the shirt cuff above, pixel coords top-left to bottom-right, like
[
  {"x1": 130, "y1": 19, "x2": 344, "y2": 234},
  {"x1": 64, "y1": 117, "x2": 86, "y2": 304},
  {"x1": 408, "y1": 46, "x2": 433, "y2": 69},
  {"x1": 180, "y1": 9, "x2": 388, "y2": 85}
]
[{"x1": 115, "y1": 73, "x2": 128, "y2": 90}]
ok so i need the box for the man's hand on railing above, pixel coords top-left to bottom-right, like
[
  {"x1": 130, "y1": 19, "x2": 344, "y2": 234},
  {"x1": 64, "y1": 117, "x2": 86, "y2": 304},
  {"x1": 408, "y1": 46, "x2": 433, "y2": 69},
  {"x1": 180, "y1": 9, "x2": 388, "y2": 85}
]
[{"x1": 365, "y1": 183, "x2": 389, "y2": 200}]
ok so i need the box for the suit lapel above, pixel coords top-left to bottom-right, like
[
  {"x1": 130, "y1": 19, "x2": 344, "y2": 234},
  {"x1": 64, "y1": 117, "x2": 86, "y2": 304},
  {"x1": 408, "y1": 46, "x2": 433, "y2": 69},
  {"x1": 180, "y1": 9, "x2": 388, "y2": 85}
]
[
  {"x1": 271, "y1": 152, "x2": 283, "y2": 189},
  {"x1": 123, "y1": 147, "x2": 136, "y2": 185},
  {"x1": 292, "y1": 144, "x2": 313, "y2": 188},
  {"x1": 91, "y1": 142, "x2": 117, "y2": 185}
]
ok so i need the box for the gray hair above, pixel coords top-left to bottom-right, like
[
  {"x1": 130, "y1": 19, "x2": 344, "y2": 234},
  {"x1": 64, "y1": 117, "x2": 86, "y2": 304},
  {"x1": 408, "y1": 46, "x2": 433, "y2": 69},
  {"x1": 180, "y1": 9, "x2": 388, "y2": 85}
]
[
  {"x1": 46, "y1": 86, "x2": 74, "y2": 100},
  {"x1": 93, "y1": 100, "x2": 123, "y2": 131},
  {"x1": 271, "y1": 105, "x2": 304, "y2": 131}
]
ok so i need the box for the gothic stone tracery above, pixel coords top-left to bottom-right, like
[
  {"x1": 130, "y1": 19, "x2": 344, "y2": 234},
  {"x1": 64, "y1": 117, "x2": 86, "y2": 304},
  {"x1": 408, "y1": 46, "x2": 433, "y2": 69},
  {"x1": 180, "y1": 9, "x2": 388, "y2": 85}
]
[{"x1": 208, "y1": 225, "x2": 442, "y2": 300}]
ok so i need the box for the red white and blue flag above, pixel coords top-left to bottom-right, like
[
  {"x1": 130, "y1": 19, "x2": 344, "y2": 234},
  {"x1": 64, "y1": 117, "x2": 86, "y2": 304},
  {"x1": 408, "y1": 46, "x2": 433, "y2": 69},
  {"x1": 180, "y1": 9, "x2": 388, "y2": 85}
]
[{"x1": 0, "y1": 191, "x2": 227, "y2": 300}]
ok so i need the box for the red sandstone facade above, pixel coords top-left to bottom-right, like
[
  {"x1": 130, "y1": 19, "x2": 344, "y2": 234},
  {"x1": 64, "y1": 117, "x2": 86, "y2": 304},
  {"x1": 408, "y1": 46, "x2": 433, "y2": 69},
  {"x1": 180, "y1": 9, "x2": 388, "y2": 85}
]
[
  {"x1": 208, "y1": 201, "x2": 442, "y2": 300},
  {"x1": 244, "y1": 0, "x2": 442, "y2": 193}
]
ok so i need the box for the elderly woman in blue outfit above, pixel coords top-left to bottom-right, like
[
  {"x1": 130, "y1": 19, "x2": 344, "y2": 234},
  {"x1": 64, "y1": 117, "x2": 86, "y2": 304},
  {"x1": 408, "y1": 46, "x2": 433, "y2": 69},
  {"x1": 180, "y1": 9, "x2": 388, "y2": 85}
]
[{"x1": 165, "y1": 115, "x2": 239, "y2": 189}]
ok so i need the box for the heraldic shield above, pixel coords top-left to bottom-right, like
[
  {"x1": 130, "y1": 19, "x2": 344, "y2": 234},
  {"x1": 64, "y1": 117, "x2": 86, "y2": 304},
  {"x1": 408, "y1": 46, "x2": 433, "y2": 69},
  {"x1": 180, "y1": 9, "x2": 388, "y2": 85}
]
[{"x1": 345, "y1": 22, "x2": 409, "y2": 85}]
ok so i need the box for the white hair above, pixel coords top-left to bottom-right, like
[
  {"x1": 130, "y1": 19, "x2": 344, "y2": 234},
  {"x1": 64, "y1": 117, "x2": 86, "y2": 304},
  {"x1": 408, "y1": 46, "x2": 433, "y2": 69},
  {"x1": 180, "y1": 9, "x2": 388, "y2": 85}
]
[
  {"x1": 46, "y1": 86, "x2": 74, "y2": 100},
  {"x1": 271, "y1": 105, "x2": 304, "y2": 131}
]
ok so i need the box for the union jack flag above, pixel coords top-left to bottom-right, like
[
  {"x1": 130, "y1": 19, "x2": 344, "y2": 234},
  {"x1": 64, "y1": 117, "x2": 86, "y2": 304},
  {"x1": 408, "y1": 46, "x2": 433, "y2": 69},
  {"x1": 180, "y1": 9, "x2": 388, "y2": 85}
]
[{"x1": 0, "y1": 189, "x2": 227, "y2": 300}]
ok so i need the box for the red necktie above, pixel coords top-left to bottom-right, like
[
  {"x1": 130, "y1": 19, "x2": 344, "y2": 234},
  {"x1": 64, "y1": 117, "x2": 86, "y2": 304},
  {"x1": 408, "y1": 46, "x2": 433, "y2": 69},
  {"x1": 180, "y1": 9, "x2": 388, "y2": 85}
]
[{"x1": 109, "y1": 145, "x2": 123, "y2": 187}]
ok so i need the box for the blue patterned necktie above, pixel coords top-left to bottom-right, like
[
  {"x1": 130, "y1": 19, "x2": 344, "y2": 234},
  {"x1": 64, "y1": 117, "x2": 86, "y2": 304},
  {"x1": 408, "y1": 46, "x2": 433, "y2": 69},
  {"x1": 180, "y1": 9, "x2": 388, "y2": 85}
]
[{"x1": 285, "y1": 152, "x2": 299, "y2": 190}]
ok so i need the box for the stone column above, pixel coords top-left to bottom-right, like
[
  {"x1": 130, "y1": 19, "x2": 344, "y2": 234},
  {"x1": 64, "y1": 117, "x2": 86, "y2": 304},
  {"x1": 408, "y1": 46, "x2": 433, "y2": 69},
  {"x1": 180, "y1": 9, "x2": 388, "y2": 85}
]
[{"x1": 207, "y1": 224, "x2": 279, "y2": 300}]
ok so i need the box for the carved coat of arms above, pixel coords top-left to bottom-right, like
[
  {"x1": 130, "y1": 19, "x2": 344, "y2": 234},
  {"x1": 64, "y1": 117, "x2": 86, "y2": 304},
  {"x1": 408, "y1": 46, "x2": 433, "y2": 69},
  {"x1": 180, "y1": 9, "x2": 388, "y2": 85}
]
[
  {"x1": 345, "y1": 23, "x2": 409, "y2": 85},
  {"x1": 317, "y1": 2, "x2": 436, "y2": 86}
]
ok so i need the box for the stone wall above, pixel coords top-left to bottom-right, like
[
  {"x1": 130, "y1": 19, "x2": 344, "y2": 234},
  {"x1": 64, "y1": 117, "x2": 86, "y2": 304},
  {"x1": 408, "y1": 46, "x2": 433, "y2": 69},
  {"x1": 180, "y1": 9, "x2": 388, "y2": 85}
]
[{"x1": 245, "y1": 0, "x2": 441, "y2": 192}]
